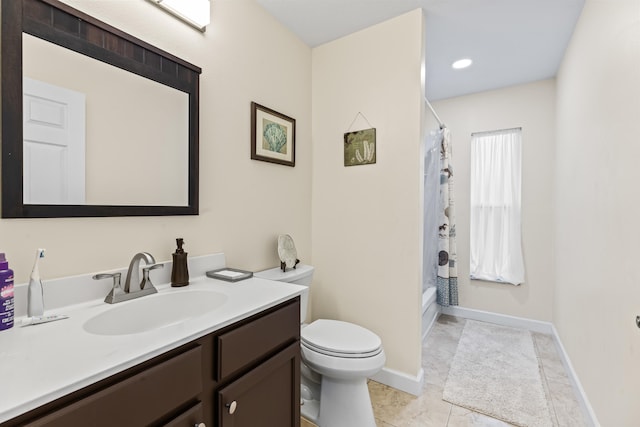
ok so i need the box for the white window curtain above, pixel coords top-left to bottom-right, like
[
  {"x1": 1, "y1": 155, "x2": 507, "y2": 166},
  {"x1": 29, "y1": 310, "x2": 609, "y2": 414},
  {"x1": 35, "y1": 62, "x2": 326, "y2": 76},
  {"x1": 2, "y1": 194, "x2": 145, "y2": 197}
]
[{"x1": 470, "y1": 128, "x2": 525, "y2": 285}]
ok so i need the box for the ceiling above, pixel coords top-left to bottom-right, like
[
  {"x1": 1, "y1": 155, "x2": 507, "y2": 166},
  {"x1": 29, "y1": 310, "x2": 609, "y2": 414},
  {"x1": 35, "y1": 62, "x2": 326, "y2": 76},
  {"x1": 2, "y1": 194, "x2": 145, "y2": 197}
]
[{"x1": 255, "y1": 0, "x2": 585, "y2": 100}]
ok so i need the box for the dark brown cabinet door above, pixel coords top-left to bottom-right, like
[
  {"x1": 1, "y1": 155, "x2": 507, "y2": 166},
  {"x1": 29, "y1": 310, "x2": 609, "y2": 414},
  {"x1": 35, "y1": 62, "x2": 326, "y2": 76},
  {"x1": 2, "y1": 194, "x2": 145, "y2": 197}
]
[
  {"x1": 21, "y1": 347, "x2": 203, "y2": 427},
  {"x1": 217, "y1": 342, "x2": 300, "y2": 427}
]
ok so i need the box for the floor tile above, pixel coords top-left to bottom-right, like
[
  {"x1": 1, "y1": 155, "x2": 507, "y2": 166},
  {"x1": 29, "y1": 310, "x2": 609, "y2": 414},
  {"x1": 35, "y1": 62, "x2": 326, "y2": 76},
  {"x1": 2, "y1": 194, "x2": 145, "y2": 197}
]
[
  {"x1": 302, "y1": 315, "x2": 587, "y2": 427},
  {"x1": 423, "y1": 353, "x2": 455, "y2": 388},
  {"x1": 532, "y1": 332, "x2": 557, "y2": 359},
  {"x1": 368, "y1": 380, "x2": 425, "y2": 425},
  {"x1": 397, "y1": 383, "x2": 452, "y2": 427},
  {"x1": 419, "y1": 316, "x2": 585, "y2": 427},
  {"x1": 545, "y1": 378, "x2": 588, "y2": 427},
  {"x1": 429, "y1": 315, "x2": 467, "y2": 341},
  {"x1": 447, "y1": 405, "x2": 516, "y2": 427},
  {"x1": 301, "y1": 417, "x2": 317, "y2": 427},
  {"x1": 533, "y1": 333, "x2": 569, "y2": 382},
  {"x1": 422, "y1": 317, "x2": 463, "y2": 388},
  {"x1": 531, "y1": 333, "x2": 587, "y2": 426}
]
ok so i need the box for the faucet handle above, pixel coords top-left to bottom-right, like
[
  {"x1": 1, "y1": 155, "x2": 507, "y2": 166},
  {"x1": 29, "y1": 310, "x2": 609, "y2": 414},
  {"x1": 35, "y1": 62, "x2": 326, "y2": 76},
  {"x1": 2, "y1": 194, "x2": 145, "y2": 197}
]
[
  {"x1": 141, "y1": 263, "x2": 163, "y2": 291},
  {"x1": 93, "y1": 272, "x2": 122, "y2": 285},
  {"x1": 143, "y1": 263, "x2": 164, "y2": 273},
  {"x1": 93, "y1": 272, "x2": 123, "y2": 304}
]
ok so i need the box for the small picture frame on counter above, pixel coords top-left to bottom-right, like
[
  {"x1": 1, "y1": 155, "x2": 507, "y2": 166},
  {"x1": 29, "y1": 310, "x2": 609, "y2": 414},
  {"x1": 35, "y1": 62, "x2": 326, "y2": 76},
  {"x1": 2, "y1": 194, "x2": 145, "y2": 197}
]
[{"x1": 206, "y1": 268, "x2": 253, "y2": 282}]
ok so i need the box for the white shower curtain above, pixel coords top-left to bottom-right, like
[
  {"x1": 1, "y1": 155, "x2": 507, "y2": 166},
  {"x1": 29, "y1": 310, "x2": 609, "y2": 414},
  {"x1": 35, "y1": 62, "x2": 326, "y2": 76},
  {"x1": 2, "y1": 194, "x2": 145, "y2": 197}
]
[
  {"x1": 437, "y1": 128, "x2": 458, "y2": 306},
  {"x1": 423, "y1": 130, "x2": 441, "y2": 292},
  {"x1": 470, "y1": 128, "x2": 525, "y2": 285}
]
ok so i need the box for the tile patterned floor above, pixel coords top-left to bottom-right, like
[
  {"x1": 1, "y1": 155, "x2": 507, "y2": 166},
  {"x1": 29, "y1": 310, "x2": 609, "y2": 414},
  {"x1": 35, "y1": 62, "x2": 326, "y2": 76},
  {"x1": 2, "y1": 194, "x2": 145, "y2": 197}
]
[{"x1": 301, "y1": 315, "x2": 587, "y2": 427}]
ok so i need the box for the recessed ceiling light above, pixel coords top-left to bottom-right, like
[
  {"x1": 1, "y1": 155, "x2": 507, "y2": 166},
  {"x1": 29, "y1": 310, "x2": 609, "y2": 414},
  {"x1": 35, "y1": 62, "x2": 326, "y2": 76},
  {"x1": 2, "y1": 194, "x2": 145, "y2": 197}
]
[{"x1": 452, "y1": 58, "x2": 473, "y2": 70}]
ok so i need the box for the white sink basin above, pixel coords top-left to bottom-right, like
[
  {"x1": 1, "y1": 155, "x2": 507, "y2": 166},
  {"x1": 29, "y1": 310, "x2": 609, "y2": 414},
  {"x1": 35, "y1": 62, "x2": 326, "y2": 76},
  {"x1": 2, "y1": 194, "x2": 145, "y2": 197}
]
[{"x1": 83, "y1": 290, "x2": 228, "y2": 336}]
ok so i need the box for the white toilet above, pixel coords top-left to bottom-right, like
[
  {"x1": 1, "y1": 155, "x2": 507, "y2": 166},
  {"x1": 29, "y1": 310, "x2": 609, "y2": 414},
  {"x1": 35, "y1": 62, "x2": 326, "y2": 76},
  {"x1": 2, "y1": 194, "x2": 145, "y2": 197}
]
[{"x1": 254, "y1": 265, "x2": 385, "y2": 427}]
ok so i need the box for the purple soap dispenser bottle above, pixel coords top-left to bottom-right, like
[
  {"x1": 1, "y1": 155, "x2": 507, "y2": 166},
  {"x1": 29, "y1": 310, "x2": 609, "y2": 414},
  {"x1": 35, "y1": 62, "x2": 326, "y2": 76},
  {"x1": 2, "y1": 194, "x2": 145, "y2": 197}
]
[{"x1": 0, "y1": 253, "x2": 15, "y2": 331}]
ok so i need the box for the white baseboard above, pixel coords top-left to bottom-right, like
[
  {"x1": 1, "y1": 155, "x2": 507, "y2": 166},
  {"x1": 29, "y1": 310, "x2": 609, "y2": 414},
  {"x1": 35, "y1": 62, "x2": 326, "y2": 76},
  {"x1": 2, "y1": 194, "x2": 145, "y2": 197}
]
[
  {"x1": 550, "y1": 324, "x2": 601, "y2": 427},
  {"x1": 439, "y1": 305, "x2": 554, "y2": 334},
  {"x1": 439, "y1": 305, "x2": 600, "y2": 427},
  {"x1": 371, "y1": 367, "x2": 424, "y2": 397}
]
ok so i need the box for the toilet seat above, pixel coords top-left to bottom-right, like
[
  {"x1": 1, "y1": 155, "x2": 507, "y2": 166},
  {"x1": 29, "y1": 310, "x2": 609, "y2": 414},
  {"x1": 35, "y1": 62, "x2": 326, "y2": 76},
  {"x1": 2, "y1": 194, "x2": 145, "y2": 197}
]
[
  {"x1": 301, "y1": 319, "x2": 382, "y2": 358},
  {"x1": 301, "y1": 340, "x2": 386, "y2": 380}
]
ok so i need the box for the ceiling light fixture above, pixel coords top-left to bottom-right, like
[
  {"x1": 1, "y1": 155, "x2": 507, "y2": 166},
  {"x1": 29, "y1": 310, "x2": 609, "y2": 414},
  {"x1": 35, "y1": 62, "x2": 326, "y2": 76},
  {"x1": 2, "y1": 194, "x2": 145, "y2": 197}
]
[
  {"x1": 451, "y1": 58, "x2": 473, "y2": 70},
  {"x1": 151, "y1": 0, "x2": 211, "y2": 32}
]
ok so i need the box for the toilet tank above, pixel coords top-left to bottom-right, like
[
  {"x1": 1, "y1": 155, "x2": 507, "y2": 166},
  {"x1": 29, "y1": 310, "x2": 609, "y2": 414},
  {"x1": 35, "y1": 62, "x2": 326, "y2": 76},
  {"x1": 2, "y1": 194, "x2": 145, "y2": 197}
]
[{"x1": 254, "y1": 264, "x2": 314, "y2": 323}]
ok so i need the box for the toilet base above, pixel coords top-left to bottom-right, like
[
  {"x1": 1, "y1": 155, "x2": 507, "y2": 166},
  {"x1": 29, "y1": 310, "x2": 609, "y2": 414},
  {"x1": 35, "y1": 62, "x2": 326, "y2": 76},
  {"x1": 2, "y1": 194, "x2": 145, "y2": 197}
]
[
  {"x1": 317, "y1": 376, "x2": 376, "y2": 427},
  {"x1": 300, "y1": 365, "x2": 321, "y2": 424},
  {"x1": 301, "y1": 397, "x2": 320, "y2": 425}
]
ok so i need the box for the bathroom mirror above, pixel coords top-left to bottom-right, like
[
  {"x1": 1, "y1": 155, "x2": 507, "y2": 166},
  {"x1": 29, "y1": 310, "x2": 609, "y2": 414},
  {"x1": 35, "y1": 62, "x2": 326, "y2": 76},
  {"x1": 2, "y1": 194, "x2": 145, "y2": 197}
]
[{"x1": 1, "y1": 0, "x2": 201, "y2": 217}]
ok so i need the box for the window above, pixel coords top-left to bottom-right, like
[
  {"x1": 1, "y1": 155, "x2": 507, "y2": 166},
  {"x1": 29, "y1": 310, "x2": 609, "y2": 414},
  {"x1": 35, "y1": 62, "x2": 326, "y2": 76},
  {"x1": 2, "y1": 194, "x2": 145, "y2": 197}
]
[{"x1": 470, "y1": 128, "x2": 525, "y2": 285}]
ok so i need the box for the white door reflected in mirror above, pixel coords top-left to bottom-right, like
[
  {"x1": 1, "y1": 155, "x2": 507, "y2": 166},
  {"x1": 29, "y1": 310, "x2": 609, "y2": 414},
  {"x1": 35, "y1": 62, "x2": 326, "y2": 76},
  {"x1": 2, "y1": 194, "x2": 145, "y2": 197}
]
[{"x1": 23, "y1": 77, "x2": 86, "y2": 205}]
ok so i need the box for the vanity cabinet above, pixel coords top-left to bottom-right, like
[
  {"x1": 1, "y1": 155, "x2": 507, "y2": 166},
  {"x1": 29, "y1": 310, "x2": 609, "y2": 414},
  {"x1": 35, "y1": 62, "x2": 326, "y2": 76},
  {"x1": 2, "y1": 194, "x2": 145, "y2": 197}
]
[
  {"x1": 217, "y1": 342, "x2": 299, "y2": 427},
  {"x1": 0, "y1": 297, "x2": 300, "y2": 427}
]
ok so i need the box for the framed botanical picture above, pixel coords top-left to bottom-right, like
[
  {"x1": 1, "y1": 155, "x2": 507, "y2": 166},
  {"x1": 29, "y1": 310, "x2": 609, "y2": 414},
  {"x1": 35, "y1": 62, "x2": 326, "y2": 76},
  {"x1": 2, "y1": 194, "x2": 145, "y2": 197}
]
[
  {"x1": 344, "y1": 128, "x2": 376, "y2": 166},
  {"x1": 251, "y1": 102, "x2": 296, "y2": 167}
]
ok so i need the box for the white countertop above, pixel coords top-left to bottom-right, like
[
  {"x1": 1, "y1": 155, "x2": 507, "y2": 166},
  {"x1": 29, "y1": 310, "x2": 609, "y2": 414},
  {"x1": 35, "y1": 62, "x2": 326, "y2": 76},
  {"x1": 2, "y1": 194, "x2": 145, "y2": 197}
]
[{"x1": 0, "y1": 254, "x2": 304, "y2": 423}]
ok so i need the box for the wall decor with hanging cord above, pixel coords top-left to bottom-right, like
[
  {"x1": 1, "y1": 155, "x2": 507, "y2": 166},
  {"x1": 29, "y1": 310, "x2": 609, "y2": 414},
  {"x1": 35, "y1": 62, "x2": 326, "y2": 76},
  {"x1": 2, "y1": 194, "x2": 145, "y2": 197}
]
[{"x1": 344, "y1": 112, "x2": 376, "y2": 166}]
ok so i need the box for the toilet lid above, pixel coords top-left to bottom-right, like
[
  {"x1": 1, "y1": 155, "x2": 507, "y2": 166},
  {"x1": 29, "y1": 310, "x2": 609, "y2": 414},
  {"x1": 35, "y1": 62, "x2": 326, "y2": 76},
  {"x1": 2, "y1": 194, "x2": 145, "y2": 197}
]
[{"x1": 301, "y1": 319, "x2": 382, "y2": 358}]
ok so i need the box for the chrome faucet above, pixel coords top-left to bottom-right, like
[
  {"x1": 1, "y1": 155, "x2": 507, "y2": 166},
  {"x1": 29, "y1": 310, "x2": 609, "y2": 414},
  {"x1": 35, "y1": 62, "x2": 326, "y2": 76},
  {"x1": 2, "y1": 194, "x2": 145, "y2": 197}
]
[
  {"x1": 124, "y1": 252, "x2": 156, "y2": 293},
  {"x1": 93, "y1": 252, "x2": 163, "y2": 304}
]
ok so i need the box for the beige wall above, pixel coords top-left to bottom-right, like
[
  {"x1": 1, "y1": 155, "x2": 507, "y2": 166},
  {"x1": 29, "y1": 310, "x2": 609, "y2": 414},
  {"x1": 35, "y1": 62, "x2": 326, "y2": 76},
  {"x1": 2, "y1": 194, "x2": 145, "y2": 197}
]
[
  {"x1": 1, "y1": 0, "x2": 312, "y2": 282},
  {"x1": 555, "y1": 0, "x2": 640, "y2": 425},
  {"x1": 431, "y1": 79, "x2": 556, "y2": 321},
  {"x1": 311, "y1": 10, "x2": 425, "y2": 377}
]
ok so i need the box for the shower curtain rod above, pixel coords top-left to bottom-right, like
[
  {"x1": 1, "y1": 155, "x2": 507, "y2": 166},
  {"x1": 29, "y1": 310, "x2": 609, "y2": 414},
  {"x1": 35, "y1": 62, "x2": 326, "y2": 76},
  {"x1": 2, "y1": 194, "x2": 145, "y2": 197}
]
[{"x1": 424, "y1": 97, "x2": 445, "y2": 129}]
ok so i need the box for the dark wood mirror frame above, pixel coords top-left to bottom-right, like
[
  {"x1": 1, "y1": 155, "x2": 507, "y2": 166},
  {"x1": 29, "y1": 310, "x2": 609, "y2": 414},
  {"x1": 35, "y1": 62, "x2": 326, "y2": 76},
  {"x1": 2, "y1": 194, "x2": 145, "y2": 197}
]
[{"x1": 1, "y1": 0, "x2": 201, "y2": 218}]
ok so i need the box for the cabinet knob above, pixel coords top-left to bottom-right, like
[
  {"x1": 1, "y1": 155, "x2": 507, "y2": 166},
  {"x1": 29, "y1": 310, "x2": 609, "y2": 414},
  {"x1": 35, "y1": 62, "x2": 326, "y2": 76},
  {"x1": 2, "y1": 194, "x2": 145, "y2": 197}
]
[
  {"x1": 226, "y1": 400, "x2": 238, "y2": 415},
  {"x1": 194, "y1": 424, "x2": 206, "y2": 427}
]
